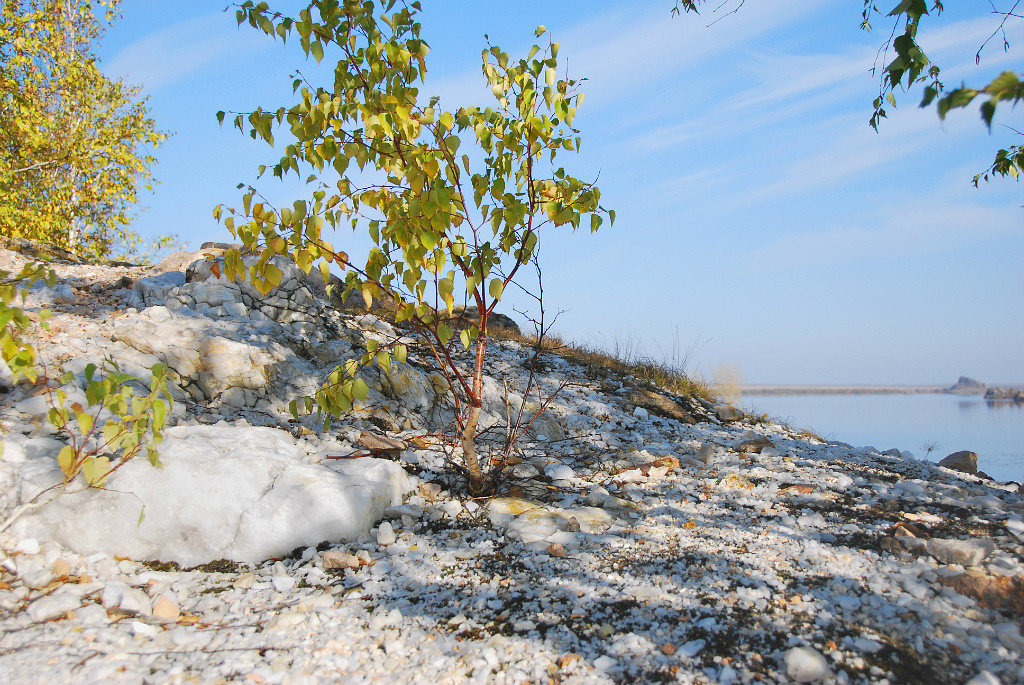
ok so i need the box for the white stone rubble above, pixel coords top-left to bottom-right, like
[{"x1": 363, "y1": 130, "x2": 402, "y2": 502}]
[{"x1": 0, "y1": 248, "x2": 1022, "y2": 683}]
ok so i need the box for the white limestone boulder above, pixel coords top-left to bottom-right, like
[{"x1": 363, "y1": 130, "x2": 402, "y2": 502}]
[
  {"x1": 13, "y1": 425, "x2": 416, "y2": 566},
  {"x1": 110, "y1": 312, "x2": 288, "y2": 406},
  {"x1": 379, "y1": 363, "x2": 443, "y2": 414}
]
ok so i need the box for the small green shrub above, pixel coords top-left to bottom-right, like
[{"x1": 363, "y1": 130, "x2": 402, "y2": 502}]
[
  {"x1": 47, "y1": 360, "x2": 174, "y2": 489},
  {"x1": 0, "y1": 261, "x2": 55, "y2": 382},
  {"x1": 0, "y1": 355, "x2": 175, "y2": 532}
]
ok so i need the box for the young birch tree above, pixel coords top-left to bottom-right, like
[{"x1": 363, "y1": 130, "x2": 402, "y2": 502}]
[{"x1": 215, "y1": 0, "x2": 612, "y2": 493}]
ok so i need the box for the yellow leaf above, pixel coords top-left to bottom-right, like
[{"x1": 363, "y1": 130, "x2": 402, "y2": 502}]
[
  {"x1": 77, "y1": 412, "x2": 94, "y2": 435},
  {"x1": 82, "y1": 456, "x2": 111, "y2": 488},
  {"x1": 57, "y1": 445, "x2": 76, "y2": 477}
]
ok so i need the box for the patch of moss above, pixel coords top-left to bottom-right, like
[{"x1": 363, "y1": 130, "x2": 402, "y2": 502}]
[
  {"x1": 199, "y1": 585, "x2": 231, "y2": 596},
  {"x1": 190, "y1": 559, "x2": 246, "y2": 573},
  {"x1": 142, "y1": 558, "x2": 246, "y2": 574}
]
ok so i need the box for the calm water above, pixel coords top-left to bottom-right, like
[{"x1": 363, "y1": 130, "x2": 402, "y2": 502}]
[{"x1": 741, "y1": 394, "x2": 1024, "y2": 483}]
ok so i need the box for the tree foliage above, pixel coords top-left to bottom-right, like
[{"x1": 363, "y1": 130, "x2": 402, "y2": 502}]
[
  {"x1": 216, "y1": 0, "x2": 611, "y2": 492},
  {"x1": 0, "y1": 0, "x2": 175, "y2": 262},
  {"x1": 0, "y1": 261, "x2": 54, "y2": 382},
  {"x1": 673, "y1": 0, "x2": 1024, "y2": 187}
]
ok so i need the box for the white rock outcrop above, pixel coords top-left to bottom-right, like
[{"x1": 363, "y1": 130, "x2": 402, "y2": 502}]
[{"x1": 13, "y1": 425, "x2": 416, "y2": 565}]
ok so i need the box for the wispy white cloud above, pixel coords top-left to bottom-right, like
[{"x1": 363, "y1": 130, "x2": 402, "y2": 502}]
[
  {"x1": 649, "y1": 164, "x2": 741, "y2": 202},
  {"x1": 554, "y1": 0, "x2": 831, "y2": 111},
  {"x1": 105, "y1": 13, "x2": 270, "y2": 92},
  {"x1": 746, "y1": 112, "x2": 934, "y2": 199},
  {"x1": 620, "y1": 13, "x2": 1024, "y2": 159},
  {"x1": 423, "y1": 0, "x2": 830, "y2": 112},
  {"x1": 743, "y1": 196, "x2": 1019, "y2": 272},
  {"x1": 645, "y1": 107, "x2": 935, "y2": 205}
]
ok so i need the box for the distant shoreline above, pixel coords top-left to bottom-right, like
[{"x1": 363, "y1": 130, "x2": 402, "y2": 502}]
[{"x1": 742, "y1": 385, "x2": 947, "y2": 396}]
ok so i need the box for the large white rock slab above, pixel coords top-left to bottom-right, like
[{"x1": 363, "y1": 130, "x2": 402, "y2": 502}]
[{"x1": 13, "y1": 425, "x2": 416, "y2": 566}]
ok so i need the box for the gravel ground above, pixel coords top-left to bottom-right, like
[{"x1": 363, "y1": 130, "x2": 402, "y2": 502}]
[{"x1": 1, "y1": 250, "x2": 1022, "y2": 684}]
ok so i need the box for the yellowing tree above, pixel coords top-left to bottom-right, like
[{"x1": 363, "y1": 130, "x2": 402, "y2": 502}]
[
  {"x1": 0, "y1": 0, "x2": 173, "y2": 262},
  {"x1": 217, "y1": 0, "x2": 611, "y2": 493}
]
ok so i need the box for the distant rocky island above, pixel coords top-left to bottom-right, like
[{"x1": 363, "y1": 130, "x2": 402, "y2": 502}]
[
  {"x1": 946, "y1": 376, "x2": 991, "y2": 395},
  {"x1": 744, "y1": 376, "x2": 1024, "y2": 399},
  {"x1": 945, "y1": 377, "x2": 1023, "y2": 401}
]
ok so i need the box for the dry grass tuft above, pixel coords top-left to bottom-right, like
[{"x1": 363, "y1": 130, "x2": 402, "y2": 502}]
[{"x1": 489, "y1": 326, "x2": 718, "y2": 404}]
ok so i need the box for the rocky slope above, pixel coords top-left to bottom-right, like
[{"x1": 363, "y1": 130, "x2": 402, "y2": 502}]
[{"x1": 0, "y1": 246, "x2": 1022, "y2": 684}]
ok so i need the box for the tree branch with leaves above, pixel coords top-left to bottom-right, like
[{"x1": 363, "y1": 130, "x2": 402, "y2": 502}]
[{"x1": 673, "y1": 0, "x2": 1024, "y2": 187}]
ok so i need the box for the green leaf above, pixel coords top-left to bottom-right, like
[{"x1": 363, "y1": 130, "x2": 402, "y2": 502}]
[
  {"x1": 981, "y1": 99, "x2": 996, "y2": 129},
  {"x1": 488, "y1": 278, "x2": 503, "y2": 300},
  {"x1": 919, "y1": 85, "x2": 937, "y2": 108},
  {"x1": 152, "y1": 399, "x2": 167, "y2": 428},
  {"x1": 102, "y1": 420, "x2": 122, "y2": 446},
  {"x1": 888, "y1": 0, "x2": 914, "y2": 17},
  {"x1": 394, "y1": 343, "x2": 407, "y2": 363},
  {"x1": 377, "y1": 350, "x2": 391, "y2": 373},
  {"x1": 352, "y1": 378, "x2": 370, "y2": 402},
  {"x1": 265, "y1": 263, "x2": 284, "y2": 287}
]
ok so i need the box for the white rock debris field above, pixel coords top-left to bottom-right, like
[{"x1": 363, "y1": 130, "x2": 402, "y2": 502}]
[{"x1": 1, "y1": 245, "x2": 1023, "y2": 684}]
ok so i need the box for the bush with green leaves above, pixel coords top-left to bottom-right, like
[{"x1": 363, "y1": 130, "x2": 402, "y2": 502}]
[
  {"x1": 0, "y1": 359, "x2": 174, "y2": 533},
  {"x1": 49, "y1": 360, "x2": 173, "y2": 487},
  {"x1": 2, "y1": 261, "x2": 175, "y2": 531},
  {"x1": 216, "y1": 0, "x2": 612, "y2": 493},
  {"x1": 0, "y1": 261, "x2": 55, "y2": 383}
]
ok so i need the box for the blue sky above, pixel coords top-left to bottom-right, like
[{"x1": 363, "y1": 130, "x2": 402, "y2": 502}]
[{"x1": 97, "y1": 0, "x2": 1023, "y2": 385}]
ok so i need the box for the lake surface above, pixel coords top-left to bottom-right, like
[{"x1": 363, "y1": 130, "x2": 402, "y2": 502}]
[{"x1": 741, "y1": 393, "x2": 1024, "y2": 483}]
